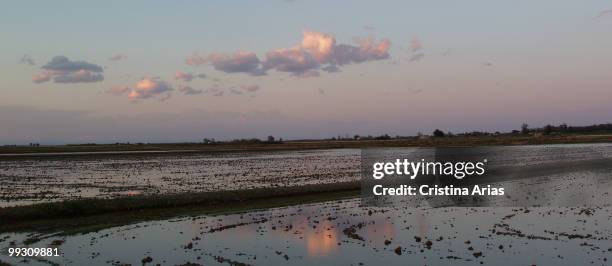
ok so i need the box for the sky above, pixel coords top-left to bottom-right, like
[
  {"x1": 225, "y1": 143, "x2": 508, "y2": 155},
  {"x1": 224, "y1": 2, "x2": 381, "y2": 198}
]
[{"x1": 1, "y1": 0, "x2": 612, "y2": 144}]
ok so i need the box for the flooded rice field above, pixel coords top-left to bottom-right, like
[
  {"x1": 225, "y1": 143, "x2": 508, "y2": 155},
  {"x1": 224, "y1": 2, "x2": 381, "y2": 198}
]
[
  {"x1": 0, "y1": 149, "x2": 360, "y2": 207},
  {"x1": 1, "y1": 198, "x2": 611, "y2": 265},
  {"x1": 1, "y1": 143, "x2": 612, "y2": 207},
  {"x1": 0, "y1": 143, "x2": 612, "y2": 265}
]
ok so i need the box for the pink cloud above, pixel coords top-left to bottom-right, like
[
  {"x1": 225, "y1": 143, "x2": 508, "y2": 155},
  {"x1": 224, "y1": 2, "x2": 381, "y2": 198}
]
[
  {"x1": 32, "y1": 72, "x2": 51, "y2": 83},
  {"x1": 187, "y1": 30, "x2": 391, "y2": 78},
  {"x1": 127, "y1": 77, "x2": 173, "y2": 101},
  {"x1": 174, "y1": 71, "x2": 194, "y2": 82},
  {"x1": 266, "y1": 30, "x2": 391, "y2": 73},
  {"x1": 357, "y1": 37, "x2": 390, "y2": 59},
  {"x1": 301, "y1": 30, "x2": 336, "y2": 63}
]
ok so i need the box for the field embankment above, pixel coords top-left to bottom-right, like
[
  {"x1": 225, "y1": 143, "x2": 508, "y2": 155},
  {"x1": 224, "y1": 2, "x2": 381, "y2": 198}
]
[{"x1": 0, "y1": 181, "x2": 360, "y2": 234}]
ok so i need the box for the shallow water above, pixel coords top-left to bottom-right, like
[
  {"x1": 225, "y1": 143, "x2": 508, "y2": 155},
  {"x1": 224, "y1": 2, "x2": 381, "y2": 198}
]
[
  {"x1": 1, "y1": 143, "x2": 612, "y2": 207},
  {"x1": 1, "y1": 146, "x2": 612, "y2": 265},
  {"x1": 0, "y1": 149, "x2": 360, "y2": 207},
  {"x1": 1, "y1": 200, "x2": 610, "y2": 265}
]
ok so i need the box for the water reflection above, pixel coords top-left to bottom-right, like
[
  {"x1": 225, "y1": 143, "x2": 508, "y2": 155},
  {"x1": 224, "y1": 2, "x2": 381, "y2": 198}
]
[{"x1": 305, "y1": 219, "x2": 339, "y2": 257}]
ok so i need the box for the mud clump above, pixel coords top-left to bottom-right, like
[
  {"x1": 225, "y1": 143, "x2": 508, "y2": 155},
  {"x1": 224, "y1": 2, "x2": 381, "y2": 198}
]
[
  {"x1": 342, "y1": 226, "x2": 365, "y2": 241},
  {"x1": 50, "y1": 239, "x2": 65, "y2": 246},
  {"x1": 394, "y1": 246, "x2": 402, "y2": 255},
  {"x1": 141, "y1": 256, "x2": 153, "y2": 264}
]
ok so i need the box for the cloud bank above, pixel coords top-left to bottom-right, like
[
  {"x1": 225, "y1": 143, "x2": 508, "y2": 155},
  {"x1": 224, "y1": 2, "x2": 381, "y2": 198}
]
[
  {"x1": 186, "y1": 30, "x2": 391, "y2": 77},
  {"x1": 33, "y1": 56, "x2": 104, "y2": 84}
]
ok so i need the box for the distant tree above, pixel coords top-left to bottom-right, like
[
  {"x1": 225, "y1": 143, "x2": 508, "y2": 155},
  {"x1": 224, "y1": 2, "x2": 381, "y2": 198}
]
[
  {"x1": 543, "y1": 125, "x2": 553, "y2": 135},
  {"x1": 375, "y1": 134, "x2": 391, "y2": 140},
  {"x1": 267, "y1": 135, "x2": 275, "y2": 143},
  {"x1": 231, "y1": 138, "x2": 261, "y2": 144},
  {"x1": 353, "y1": 134, "x2": 360, "y2": 140},
  {"x1": 202, "y1": 138, "x2": 216, "y2": 144},
  {"x1": 521, "y1": 123, "x2": 529, "y2": 134},
  {"x1": 433, "y1": 129, "x2": 445, "y2": 138}
]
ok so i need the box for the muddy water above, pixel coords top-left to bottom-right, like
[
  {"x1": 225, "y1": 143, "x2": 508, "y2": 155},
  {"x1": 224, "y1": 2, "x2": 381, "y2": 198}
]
[
  {"x1": 0, "y1": 149, "x2": 360, "y2": 207},
  {"x1": 2, "y1": 143, "x2": 612, "y2": 207},
  {"x1": 1, "y1": 198, "x2": 611, "y2": 265},
  {"x1": 1, "y1": 144, "x2": 612, "y2": 265}
]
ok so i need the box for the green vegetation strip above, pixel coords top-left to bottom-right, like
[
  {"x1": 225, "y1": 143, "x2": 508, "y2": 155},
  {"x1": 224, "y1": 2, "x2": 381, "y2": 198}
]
[{"x1": 0, "y1": 182, "x2": 361, "y2": 234}]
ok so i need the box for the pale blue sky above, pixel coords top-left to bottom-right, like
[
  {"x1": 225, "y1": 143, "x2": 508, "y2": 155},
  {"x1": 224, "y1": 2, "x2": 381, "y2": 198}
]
[{"x1": 1, "y1": 1, "x2": 612, "y2": 144}]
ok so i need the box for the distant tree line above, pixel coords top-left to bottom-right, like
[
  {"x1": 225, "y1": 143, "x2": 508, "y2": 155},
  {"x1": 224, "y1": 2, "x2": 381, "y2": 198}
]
[
  {"x1": 10, "y1": 123, "x2": 612, "y2": 147},
  {"x1": 510, "y1": 123, "x2": 612, "y2": 136},
  {"x1": 324, "y1": 122, "x2": 612, "y2": 140},
  {"x1": 538, "y1": 123, "x2": 612, "y2": 135},
  {"x1": 202, "y1": 135, "x2": 283, "y2": 144}
]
